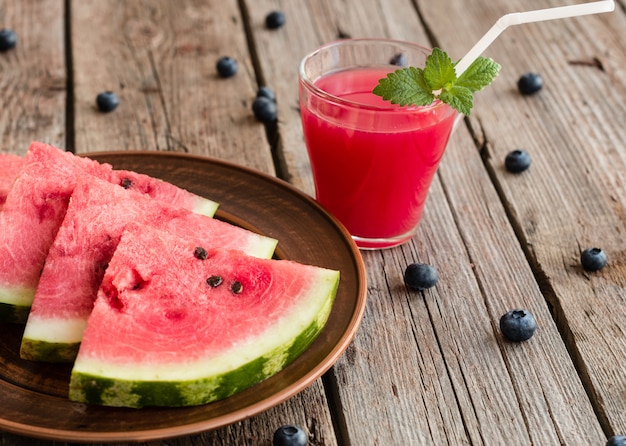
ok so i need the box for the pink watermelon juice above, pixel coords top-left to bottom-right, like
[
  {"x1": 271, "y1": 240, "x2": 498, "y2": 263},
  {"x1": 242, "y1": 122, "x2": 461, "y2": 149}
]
[
  {"x1": 301, "y1": 68, "x2": 456, "y2": 249},
  {"x1": 299, "y1": 39, "x2": 457, "y2": 249}
]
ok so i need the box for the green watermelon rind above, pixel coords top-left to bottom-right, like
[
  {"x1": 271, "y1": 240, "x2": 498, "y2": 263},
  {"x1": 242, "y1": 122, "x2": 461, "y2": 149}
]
[
  {"x1": 20, "y1": 316, "x2": 86, "y2": 361},
  {"x1": 0, "y1": 287, "x2": 35, "y2": 323},
  {"x1": 20, "y1": 339, "x2": 79, "y2": 363},
  {"x1": 69, "y1": 318, "x2": 321, "y2": 408},
  {"x1": 68, "y1": 270, "x2": 339, "y2": 408},
  {"x1": 0, "y1": 301, "x2": 31, "y2": 324}
]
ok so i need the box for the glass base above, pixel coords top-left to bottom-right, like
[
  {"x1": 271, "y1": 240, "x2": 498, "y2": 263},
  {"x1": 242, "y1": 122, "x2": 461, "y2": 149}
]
[{"x1": 352, "y1": 228, "x2": 418, "y2": 250}]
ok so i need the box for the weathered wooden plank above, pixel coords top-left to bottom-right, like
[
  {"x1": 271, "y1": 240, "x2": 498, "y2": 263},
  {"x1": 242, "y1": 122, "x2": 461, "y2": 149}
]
[
  {"x1": 71, "y1": 0, "x2": 274, "y2": 175},
  {"x1": 419, "y1": 0, "x2": 626, "y2": 435},
  {"x1": 435, "y1": 127, "x2": 606, "y2": 444},
  {"x1": 240, "y1": 0, "x2": 337, "y2": 194},
  {"x1": 0, "y1": 0, "x2": 66, "y2": 154},
  {"x1": 246, "y1": 0, "x2": 606, "y2": 443}
]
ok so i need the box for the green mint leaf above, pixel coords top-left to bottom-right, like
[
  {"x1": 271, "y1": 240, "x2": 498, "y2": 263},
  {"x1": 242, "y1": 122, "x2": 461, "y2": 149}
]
[
  {"x1": 456, "y1": 56, "x2": 501, "y2": 93},
  {"x1": 372, "y1": 47, "x2": 501, "y2": 115},
  {"x1": 372, "y1": 67, "x2": 435, "y2": 107},
  {"x1": 439, "y1": 85, "x2": 474, "y2": 116},
  {"x1": 423, "y1": 47, "x2": 457, "y2": 90}
]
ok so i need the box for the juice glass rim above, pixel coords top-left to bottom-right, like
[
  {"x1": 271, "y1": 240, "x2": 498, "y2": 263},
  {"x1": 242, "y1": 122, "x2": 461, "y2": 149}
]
[{"x1": 298, "y1": 37, "x2": 445, "y2": 114}]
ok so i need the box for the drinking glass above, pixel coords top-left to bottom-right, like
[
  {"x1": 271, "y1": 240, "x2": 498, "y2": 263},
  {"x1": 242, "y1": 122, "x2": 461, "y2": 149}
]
[{"x1": 299, "y1": 38, "x2": 457, "y2": 249}]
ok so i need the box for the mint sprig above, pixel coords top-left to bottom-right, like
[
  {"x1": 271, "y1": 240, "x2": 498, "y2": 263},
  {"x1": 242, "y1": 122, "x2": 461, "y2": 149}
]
[{"x1": 373, "y1": 48, "x2": 501, "y2": 116}]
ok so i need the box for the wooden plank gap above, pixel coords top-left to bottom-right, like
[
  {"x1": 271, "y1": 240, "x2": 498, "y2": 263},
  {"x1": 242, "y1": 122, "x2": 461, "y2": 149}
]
[
  {"x1": 236, "y1": 0, "x2": 291, "y2": 182},
  {"x1": 407, "y1": 0, "x2": 441, "y2": 49},
  {"x1": 321, "y1": 369, "x2": 353, "y2": 446},
  {"x1": 461, "y1": 115, "x2": 493, "y2": 163},
  {"x1": 237, "y1": 0, "x2": 264, "y2": 87}
]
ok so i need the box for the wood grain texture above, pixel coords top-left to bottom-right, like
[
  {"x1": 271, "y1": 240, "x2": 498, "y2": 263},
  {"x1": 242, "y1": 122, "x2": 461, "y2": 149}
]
[
  {"x1": 71, "y1": 0, "x2": 275, "y2": 175},
  {"x1": 418, "y1": 0, "x2": 626, "y2": 435},
  {"x1": 437, "y1": 125, "x2": 605, "y2": 444},
  {"x1": 0, "y1": 0, "x2": 66, "y2": 154}
]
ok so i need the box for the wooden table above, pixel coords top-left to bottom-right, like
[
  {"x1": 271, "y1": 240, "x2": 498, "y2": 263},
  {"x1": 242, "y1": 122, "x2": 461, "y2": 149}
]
[{"x1": 1, "y1": 0, "x2": 625, "y2": 444}]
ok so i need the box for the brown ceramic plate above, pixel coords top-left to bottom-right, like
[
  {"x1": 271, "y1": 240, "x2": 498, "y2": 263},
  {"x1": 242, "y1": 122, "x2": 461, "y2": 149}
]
[{"x1": 0, "y1": 152, "x2": 367, "y2": 442}]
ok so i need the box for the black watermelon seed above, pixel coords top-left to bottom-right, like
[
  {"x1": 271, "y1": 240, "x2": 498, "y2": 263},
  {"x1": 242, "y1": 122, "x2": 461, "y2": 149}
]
[
  {"x1": 207, "y1": 276, "x2": 223, "y2": 287},
  {"x1": 231, "y1": 281, "x2": 243, "y2": 294},
  {"x1": 194, "y1": 247, "x2": 208, "y2": 260},
  {"x1": 121, "y1": 178, "x2": 132, "y2": 189}
]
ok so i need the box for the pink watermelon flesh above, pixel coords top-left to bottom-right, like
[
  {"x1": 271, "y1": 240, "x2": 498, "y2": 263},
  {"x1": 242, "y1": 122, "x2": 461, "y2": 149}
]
[
  {"x1": 69, "y1": 223, "x2": 338, "y2": 408},
  {"x1": 0, "y1": 143, "x2": 114, "y2": 323},
  {"x1": 0, "y1": 153, "x2": 25, "y2": 211},
  {"x1": 21, "y1": 175, "x2": 277, "y2": 362},
  {"x1": 109, "y1": 168, "x2": 218, "y2": 217},
  {"x1": 0, "y1": 142, "x2": 218, "y2": 323}
]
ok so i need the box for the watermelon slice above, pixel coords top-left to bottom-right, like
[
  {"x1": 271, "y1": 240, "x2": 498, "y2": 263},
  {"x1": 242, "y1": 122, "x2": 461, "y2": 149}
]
[
  {"x1": 109, "y1": 168, "x2": 218, "y2": 217},
  {"x1": 69, "y1": 223, "x2": 338, "y2": 408},
  {"x1": 0, "y1": 142, "x2": 218, "y2": 323},
  {"x1": 21, "y1": 176, "x2": 277, "y2": 362},
  {"x1": 0, "y1": 143, "x2": 113, "y2": 323},
  {"x1": 0, "y1": 153, "x2": 25, "y2": 211}
]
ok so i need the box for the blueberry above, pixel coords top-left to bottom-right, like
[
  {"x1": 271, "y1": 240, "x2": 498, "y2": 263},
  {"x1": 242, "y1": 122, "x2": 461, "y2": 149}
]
[
  {"x1": 581, "y1": 247, "x2": 607, "y2": 272},
  {"x1": 607, "y1": 435, "x2": 626, "y2": 446},
  {"x1": 216, "y1": 56, "x2": 238, "y2": 78},
  {"x1": 0, "y1": 29, "x2": 17, "y2": 52},
  {"x1": 499, "y1": 309, "x2": 537, "y2": 342},
  {"x1": 252, "y1": 96, "x2": 278, "y2": 123},
  {"x1": 256, "y1": 86, "x2": 276, "y2": 102},
  {"x1": 517, "y1": 72, "x2": 543, "y2": 95},
  {"x1": 273, "y1": 425, "x2": 307, "y2": 446},
  {"x1": 96, "y1": 91, "x2": 119, "y2": 113},
  {"x1": 389, "y1": 53, "x2": 407, "y2": 67},
  {"x1": 404, "y1": 263, "x2": 438, "y2": 291},
  {"x1": 265, "y1": 10, "x2": 286, "y2": 29},
  {"x1": 505, "y1": 149, "x2": 531, "y2": 173}
]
